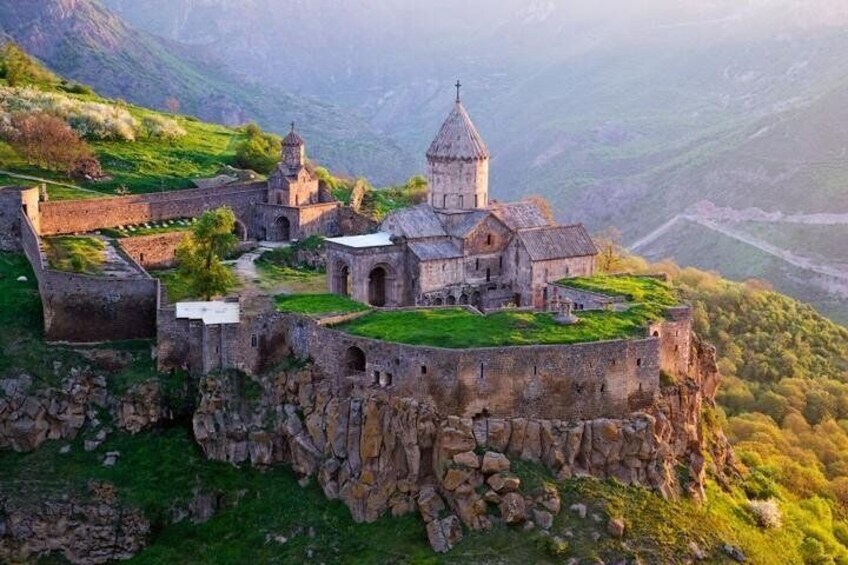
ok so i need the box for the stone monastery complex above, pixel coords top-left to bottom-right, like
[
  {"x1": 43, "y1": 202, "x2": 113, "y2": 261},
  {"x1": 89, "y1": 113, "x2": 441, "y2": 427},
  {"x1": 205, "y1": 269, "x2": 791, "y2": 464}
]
[
  {"x1": 0, "y1": 90, "x2": 695, "y2": 423},
  {"x1": 0, "y1": 88, "x2": 726, "y2": 555}
]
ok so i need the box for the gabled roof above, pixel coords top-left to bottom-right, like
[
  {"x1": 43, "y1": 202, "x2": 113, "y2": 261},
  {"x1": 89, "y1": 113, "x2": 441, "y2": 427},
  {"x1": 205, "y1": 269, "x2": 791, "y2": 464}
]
[
  {"x1": 439, "y1": 209, "x2": 490, "y2": 238},
  {"x1": 490, "y1": 201, "x2": 551, "y2": 231},
  {"x1": 517, "y1": 224, "x2": 598, "y2": 261},
  {"x1": 426, "y1": 102, "x2": 490, "y2": 162},
  {"x1": 382, "y1": 205, "x2": 447, "y2": 238},
  {"x1": 408, "y1": 239, "x2": 463, "y2": 262}
]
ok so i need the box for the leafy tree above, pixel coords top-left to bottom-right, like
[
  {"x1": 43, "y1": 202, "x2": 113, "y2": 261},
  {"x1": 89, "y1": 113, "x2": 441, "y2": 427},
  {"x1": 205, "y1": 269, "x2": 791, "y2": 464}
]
[
  {"x1": 235, "y1": 123, "x2": 281, "y2": 174},
  {"x1": 2, "y1": 112, "x2": 97, "y2": 173},
  {"x1": 594, "y1": 227, "x2": 627, "y2": 273},
  {"x1": 175, "y1": 208, "x2": 239, "y2": 300}
]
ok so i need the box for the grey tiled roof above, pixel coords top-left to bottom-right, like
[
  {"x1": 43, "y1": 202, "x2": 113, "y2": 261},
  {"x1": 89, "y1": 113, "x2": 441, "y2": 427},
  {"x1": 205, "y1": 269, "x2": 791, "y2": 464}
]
[
  {"x1": 408, "y1": 238, "x2": 463, "y2": 261},
  {"x1": 382, "y1": 205, "x2": 447, "y2": 238},
  {"x1": 517, "y1": 225, "x2": 598, "y2": 261},
  {"x1": 490, "y1": 201, "x2": 551, "y2": 231},
  {"x1": 283, "y1": 131, "x2": 304, "y2": 146},
  {"x1": 440, "y1": 210, "x2": 489, "y2": 237},
  {"x1": 426, "y1": 102, "x2": 490, "y2": 161}
]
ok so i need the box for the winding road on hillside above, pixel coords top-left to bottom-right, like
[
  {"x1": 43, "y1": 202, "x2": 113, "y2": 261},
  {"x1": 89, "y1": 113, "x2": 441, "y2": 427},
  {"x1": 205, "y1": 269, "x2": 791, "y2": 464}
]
[{"x1": 629, "y1": 202, "x2": 848, "y2": 287}]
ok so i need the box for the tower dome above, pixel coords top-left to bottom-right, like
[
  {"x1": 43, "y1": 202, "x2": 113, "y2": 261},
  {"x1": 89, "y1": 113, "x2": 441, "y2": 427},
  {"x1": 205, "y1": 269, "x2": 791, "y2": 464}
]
[
  {"x1": 282, "y1": 122, "x2": 305, "y2": 173},
  {"x1": 427, "y1": 82, "x2": 489, "y2": 210}
]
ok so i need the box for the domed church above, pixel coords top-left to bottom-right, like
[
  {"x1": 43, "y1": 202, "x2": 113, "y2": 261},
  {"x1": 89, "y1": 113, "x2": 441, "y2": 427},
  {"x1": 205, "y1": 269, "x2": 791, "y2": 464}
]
[{"x1": 325, "y1": 85, "x2": 598, "y2": 310}]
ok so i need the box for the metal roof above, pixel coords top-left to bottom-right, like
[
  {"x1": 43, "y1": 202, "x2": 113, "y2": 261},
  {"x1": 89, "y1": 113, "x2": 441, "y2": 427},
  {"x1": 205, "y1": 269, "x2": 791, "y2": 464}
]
[
  {"x1": 408, "y1": 239, "x2": 463, "y2": 261},
  {"x1": 426, "y1": 102, "x2": 490, "y2": 161},
  {"x1": 326, "y1": 232, "x2": 395, "y2": 248},
  {"x1": 175, "y1": 301, "x2": 240, "y2": 325},
  {"x1": 517, "y1": 224, "x2": 598, "y2": 261}
]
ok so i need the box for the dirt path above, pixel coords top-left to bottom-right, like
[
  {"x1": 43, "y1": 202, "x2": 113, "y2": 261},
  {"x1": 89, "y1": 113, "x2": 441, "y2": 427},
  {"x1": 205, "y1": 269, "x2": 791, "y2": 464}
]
[{"x1": 0, "y1": 169, "x2": 102, "y2": 195}]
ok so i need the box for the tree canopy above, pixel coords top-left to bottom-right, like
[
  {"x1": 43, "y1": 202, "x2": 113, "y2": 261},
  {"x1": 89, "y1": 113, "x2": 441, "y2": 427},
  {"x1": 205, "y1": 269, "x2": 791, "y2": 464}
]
[{"x1": 174, "y1": 207, "x2": 239, "y2": 301}]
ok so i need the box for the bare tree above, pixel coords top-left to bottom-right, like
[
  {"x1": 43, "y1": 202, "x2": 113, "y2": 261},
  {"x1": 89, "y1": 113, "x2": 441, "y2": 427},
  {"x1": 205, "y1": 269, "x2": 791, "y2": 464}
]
[{"x1": 4, "y1": 112, "x2": 96, "y2": 173}]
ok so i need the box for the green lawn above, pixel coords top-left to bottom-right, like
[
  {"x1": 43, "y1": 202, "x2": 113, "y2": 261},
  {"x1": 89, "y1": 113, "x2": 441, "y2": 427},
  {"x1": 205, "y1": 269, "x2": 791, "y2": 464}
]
[
  {"x1": 559, "y1": 275, "x2": 678, "y2": 316},
  {"x1": 256, "y1": 263, "x2": 327, "y2": 294},
  {"x1": 275, "y1": 293, "x2": 370, "y2": 316},
  {"x1": 337, "y1": 306, "x2": 660, "y2": 349},
  {"x1": 43, "y1": 236, "x2": 107, "y2": 274}
]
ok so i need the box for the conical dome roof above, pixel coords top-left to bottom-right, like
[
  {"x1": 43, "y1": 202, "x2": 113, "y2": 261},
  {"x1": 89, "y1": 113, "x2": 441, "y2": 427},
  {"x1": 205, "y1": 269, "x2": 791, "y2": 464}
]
[
  {"x1": 283, "y1": 122, "x2": 304, "y2": 147},
  {"x1": 426, "y1": 102, "x2": 489, "y2": 162}
]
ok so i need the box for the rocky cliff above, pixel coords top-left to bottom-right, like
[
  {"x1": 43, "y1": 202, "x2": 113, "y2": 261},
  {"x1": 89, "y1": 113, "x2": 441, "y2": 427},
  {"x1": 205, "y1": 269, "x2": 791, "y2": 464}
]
[{"x1": 192, "y1": 332, "x2": 731, "y2": 552}]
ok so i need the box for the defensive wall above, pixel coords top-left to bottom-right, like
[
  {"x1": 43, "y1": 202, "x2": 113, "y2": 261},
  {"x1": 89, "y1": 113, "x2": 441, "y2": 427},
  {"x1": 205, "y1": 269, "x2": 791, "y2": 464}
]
[
  {"x1": 118, "y1": 232, "x2": 187, "y2": 270},
  {"x1": 157, "y1": 303, "x2": 693, "y2": 421},
  {"x1": 37, "y1": 182, "x2": 267, "y2": 236},
  {"x1": 20, "y1": 209, "x2": 159, "y2": 342}
]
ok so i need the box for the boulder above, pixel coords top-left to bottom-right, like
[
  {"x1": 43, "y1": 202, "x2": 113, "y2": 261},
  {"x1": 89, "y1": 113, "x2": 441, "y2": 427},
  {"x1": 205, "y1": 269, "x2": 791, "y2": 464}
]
[
  {"x1": 481, "y1": 452, "x2": 510, "y2": 474},
  {"x1": 426, "y1": 515, "x2": 463, "y2": 553},
  {"x1": 418, "y1": 486, "x2": 445, "y2": 523},
  {"x1": 607, "y1": 517, "x2": 626, "y2": 538},
  {"x1": 453, "y1": 451, "x2": 480, "y2": 469},
  {"x1": 486, "y1": 473, "x2": 520, "y2": 493},
  {"x1": 533, "y1": 508, "x2": 554, "y2": 530},
  {"x1": 569, "y1": 503, "x2": 587, "y2": 519}
]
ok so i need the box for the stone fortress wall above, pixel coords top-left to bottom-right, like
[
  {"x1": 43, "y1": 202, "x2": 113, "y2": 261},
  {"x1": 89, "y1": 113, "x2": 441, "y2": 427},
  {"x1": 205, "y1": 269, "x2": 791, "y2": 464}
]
[
  {"x1": 19, "y1": 206, "x2": 159, "y2": 342},
  {"x1": 118, "y1": 232, "x2": 187, "y2": 270},
  {"x1": 157, "y1": 303, "x2": 692, "y2": 422},
  {"x1": 37, "y1": 182, "x2": 267, "y2": 237}
]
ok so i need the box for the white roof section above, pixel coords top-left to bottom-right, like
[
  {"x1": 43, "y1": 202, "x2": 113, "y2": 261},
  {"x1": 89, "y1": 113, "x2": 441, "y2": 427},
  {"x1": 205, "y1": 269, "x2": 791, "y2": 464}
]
[
  {"x1": 176, "y1": 301, "x2": 240, "y2": 325},
  {"x1": 326, "y1": 232, "x2": 395, "y2": 248}
]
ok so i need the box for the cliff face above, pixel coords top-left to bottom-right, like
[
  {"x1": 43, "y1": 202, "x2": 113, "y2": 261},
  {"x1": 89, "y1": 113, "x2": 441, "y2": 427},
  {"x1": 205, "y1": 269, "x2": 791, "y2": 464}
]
[
  {"x1": 0, "y1": 482, "x2": 149, "y2": 565},
  {"x1": 192, "y1": 332, "x2": 730, "y2": 551}
]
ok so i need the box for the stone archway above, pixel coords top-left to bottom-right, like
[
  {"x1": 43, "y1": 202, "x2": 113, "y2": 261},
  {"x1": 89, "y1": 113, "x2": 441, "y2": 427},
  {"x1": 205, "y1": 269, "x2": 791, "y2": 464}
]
[
  {"x1": 368, "y1": 265, "x2": 389, "y2": 307},
  {"x1": 335, "y1": 262, "x2": 351, "y2": 297},
  {"x1": 232, "y1": 220, "x2": 248, "y2": 241},
  {"x1": 276, "y1": 216, "x2": 291, "y2": 241},
  {"x1": 446, "y1": 295, "x2": 457, "y2": 306},
  {"x1": 459, "y1": 294, "x2": 469, "y2": 305},
  {"x1": 345, "y1": 346, "x2": 366, "y2": 374}
]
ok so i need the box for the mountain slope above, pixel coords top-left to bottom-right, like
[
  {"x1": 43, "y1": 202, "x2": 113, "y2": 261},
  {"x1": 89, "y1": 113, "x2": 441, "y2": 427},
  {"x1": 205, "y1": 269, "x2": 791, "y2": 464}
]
[{"x1": 0, "y1": 0, "x2": 414, "y2": 183}]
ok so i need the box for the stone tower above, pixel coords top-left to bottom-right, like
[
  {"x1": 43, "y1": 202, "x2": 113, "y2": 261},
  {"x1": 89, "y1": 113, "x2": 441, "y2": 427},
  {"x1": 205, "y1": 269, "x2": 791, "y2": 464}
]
[
  {"x1": 282, "y1": 122, "x2": 306, "y2": 174},
  {"x1": 426, "y1": 83, "x2": 490, "y2": 210}
]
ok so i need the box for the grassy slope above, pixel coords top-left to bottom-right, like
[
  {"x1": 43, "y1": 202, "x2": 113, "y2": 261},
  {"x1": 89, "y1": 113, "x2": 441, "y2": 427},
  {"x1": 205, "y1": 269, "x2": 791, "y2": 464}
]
[
  {"x1": 274, "y1": 293, "x2": 368, "y2": 316},
  {"x1": 0, "y1": 88, "x2": 248, "y2": 198}
]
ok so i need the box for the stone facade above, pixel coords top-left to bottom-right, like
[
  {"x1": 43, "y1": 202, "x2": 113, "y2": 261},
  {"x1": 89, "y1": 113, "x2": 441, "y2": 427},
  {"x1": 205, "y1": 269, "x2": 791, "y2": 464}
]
[
  {"x1": 158, "y1": 302, "x2": 692, "y2": 423},
  {"x1": 20, "y1": 210, "x2": 160, "y2": 342},
  {"x1": 326, "y1": 96, "x2": 598, "y2": 310},
  {"x1": 118, "y1": 232, "x2": 186, "y2": 270}
]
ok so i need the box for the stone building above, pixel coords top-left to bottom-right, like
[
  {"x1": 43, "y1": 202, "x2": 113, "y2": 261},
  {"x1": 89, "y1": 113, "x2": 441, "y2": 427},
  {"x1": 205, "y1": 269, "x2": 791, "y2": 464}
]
[
  {"x1": 255, "y1": 124, "x2": 341, "y2": 241},
  {"x1": 326, "y1": 93, "x2": 597, "y2": 309}
]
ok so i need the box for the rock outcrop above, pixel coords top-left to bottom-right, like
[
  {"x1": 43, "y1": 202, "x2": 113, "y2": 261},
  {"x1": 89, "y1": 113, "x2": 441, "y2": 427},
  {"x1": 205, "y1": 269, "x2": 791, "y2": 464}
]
[
  {"x1": 192, "y1": 335, "x2": 726, "y2": 551},
  {"x1": 0, "y1": 371, "x2": 106, "y2": 452},
  {"x1": 0, "y1": 483, "x2": 149, "y2": 564},
  {"x1": 0, "y1": 372, "x2": 173, "y2": 452}
]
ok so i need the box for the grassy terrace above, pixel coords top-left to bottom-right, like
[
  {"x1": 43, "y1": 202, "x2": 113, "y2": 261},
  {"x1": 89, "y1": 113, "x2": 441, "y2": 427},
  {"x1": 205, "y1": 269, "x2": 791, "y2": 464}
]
[
  {"x1": 100, "y1": 218, "x2": 194, "y2": 239},
  {"x1": 44, "y1": 235, "x2": 106, "y2": 274},
  {"x1": 335, "y1": 276, "x2": 678, "y2": 349},
  {"x1": 274, "y1": 294, "x2": 370, "y2": 317}
]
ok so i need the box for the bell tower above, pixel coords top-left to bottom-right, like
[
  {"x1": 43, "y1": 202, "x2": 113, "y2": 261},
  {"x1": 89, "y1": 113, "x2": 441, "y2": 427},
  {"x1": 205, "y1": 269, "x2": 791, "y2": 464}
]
[{"x1": 426, "y1": 81, "x2": 490, "y2": 210}]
